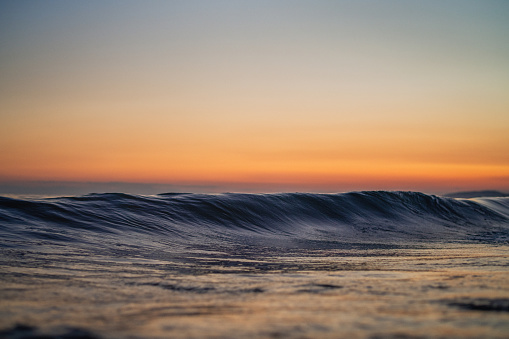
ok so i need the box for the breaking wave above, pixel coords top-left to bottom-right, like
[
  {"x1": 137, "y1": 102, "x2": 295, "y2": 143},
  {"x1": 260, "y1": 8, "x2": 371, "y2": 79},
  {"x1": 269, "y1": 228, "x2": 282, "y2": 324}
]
[{"x1": 1, "y1": 191, "x2": 508, "y2": 247}]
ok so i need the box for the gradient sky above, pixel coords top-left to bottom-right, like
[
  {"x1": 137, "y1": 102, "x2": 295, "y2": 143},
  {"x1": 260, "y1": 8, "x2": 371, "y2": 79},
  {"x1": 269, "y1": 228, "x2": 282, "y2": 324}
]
[{"x1": 1, "y1": 0, "x2": 508, "y2": 194}]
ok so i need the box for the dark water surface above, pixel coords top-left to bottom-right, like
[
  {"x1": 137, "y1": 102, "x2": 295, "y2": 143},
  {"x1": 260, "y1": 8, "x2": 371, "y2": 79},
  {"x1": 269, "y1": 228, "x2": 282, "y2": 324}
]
[{"x1": 1, "y1": 192, "x2": 509, "y2": 338}]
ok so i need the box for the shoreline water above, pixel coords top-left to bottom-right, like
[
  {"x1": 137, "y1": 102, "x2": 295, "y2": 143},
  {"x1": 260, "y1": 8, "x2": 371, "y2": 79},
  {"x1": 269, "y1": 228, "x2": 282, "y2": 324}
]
[{"x1": 1, "y1": 243, "x2": 509, "y2": 338}]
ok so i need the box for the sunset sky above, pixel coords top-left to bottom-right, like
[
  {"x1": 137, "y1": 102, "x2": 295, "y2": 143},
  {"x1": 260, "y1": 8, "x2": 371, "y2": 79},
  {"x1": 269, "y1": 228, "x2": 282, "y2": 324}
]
[{"x1": 1, "y1": 0, "x2": 508, "y2": 195}]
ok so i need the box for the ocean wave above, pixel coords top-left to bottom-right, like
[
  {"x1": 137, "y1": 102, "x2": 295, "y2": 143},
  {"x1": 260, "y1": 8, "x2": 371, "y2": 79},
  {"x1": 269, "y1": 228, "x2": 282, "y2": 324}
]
[{"x1": 0, "y1": 191, "x2": 508, "y2": 246}]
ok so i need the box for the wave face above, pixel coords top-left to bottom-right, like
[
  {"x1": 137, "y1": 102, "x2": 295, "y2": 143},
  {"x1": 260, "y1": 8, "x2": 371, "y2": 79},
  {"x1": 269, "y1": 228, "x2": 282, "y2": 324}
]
[{"x1": 1, "y1": 191, "x2": 509, "y2": 248}]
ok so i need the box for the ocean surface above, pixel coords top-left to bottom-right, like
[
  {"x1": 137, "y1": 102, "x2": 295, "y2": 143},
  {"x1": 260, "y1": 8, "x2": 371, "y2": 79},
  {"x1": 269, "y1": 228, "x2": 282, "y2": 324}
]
[{"x1": 1, "y1": 191, "x2": 509, "y2": 338}]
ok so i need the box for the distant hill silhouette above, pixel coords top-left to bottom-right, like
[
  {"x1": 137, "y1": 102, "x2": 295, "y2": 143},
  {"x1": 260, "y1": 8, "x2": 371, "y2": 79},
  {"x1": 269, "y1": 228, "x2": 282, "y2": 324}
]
[{"x1": 444, "y1": 190, "x2": 509, "y2": 199}]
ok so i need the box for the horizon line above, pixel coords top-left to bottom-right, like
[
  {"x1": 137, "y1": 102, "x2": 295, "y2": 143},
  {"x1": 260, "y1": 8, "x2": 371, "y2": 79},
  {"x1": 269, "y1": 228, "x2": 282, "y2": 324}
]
[{"x1": 1, "y1": 179, "x2": 508, "y2": 197}]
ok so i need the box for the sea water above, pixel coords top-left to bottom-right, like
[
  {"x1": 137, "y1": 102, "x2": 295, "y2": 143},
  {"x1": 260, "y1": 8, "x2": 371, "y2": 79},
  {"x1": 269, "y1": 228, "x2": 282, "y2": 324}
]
[{"x1": 1, "y1": 192, "x2": 509, "y2": 338}]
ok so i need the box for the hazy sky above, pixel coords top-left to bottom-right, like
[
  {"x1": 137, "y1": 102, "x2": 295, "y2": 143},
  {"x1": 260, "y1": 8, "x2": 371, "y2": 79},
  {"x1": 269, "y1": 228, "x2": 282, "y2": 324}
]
[{"x1": 1, "y1": 0, "x2": 508, "y2": 194}]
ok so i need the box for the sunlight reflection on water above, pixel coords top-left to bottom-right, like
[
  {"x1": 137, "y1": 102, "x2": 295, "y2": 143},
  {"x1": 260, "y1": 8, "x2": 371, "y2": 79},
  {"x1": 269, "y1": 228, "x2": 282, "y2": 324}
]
[{"x1": 1, "y1": 244, "x2": 509, "y2": 338}]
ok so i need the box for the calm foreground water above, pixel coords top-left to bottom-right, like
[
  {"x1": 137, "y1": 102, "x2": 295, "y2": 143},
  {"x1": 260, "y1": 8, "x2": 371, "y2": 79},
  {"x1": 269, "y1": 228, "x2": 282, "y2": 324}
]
[{"x1": 1, "y1": 243, "x2": 509, "y2": 338}]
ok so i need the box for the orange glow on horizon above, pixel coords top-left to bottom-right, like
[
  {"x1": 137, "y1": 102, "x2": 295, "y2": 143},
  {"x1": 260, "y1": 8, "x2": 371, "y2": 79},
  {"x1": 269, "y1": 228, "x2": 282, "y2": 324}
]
[{"x1": 1, "y1": 1, "x2": 508, "y2": 193}]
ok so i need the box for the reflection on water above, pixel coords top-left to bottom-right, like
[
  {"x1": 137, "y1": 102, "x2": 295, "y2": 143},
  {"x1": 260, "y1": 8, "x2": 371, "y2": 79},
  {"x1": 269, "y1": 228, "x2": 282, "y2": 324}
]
[{"x1": 1, "y1": 243, "x2": 509, "y2": 338}]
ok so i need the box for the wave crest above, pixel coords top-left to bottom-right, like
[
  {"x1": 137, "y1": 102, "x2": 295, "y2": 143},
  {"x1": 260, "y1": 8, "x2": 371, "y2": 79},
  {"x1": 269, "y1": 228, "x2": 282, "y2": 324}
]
[{"x1": 1, "y1": 191, "x2": 508, "y2": 245}]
